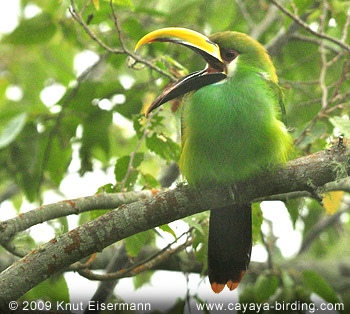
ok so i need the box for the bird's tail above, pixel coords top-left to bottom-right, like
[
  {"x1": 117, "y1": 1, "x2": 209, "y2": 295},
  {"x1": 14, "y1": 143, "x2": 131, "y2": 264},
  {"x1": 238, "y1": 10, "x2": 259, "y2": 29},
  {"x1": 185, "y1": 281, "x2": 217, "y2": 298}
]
[{"x1": 208, "y1": 204, "x2": 252, "y2": 293}]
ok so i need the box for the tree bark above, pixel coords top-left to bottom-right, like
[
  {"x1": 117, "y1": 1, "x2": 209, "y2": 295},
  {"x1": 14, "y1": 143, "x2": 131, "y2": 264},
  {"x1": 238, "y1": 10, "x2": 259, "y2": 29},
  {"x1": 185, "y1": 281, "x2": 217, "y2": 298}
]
[{"x1": 0, "y1": 145, "x2": 349, "y2": 305}]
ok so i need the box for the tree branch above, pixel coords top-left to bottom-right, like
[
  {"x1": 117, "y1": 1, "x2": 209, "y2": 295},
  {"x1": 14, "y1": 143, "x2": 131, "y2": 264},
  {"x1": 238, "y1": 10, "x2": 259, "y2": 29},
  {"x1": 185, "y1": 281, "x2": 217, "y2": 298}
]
[
  {"x1": 290, "y1": 34, "x2": 340, "y2": 54},
  {"x1": 69, "y1": 0, "x2": 176, "y2": 81},
  {"x1": 0, "y1": 145, "x2": 349, "y2": 305},
  {"x1": 74, "y1": 237, "x2": 192, "y2": 281},
  {"x1": 250, "y1": 5, "x2": 279, "y2": 40},
  {"x1": 266, "y1": 12, "x2": 312, "y2": 56},
  {"x1": 0, "y1": 190, "x2": 159, "y2": 245},
  {"x1": 298, "y1": 202, "x2": 350, "y2": 255},
  {"x1": 268, "y1": 0, "x2": 350, "y2": 52}
]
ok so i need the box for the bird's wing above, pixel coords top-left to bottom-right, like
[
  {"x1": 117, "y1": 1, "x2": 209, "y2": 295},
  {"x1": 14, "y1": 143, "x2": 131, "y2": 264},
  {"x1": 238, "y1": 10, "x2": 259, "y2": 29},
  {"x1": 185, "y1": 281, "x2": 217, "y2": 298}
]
[{"x1": 259, "y1": 73, "x2": 288, "y2": 126}]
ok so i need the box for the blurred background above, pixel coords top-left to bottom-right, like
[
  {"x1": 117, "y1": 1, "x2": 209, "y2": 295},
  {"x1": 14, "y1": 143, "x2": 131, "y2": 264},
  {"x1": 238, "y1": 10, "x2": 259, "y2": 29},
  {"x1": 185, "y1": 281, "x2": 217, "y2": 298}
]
[{"x1": 0, "y1": 0, "x2": 350, "y2": 313}]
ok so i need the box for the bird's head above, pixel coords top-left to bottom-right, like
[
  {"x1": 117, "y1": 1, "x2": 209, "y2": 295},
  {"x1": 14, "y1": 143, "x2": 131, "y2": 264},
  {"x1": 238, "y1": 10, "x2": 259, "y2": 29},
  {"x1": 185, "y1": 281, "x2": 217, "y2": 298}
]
[{"x1": 135, "y1": 28, "x2": 277, "y2": 115}]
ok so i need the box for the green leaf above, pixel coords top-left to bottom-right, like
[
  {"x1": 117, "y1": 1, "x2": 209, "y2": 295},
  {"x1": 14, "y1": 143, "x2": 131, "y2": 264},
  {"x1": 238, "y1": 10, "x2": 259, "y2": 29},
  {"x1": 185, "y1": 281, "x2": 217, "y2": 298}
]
[
  {"x1": 254, "y1": 274, "x2": 279, "y2": 302},
  {"x1": 0, "y1": 112, "x2": 27, "y2": 149},
  {"x1": 183, "y1": 215, "x2": 206, "y2": 235},
  {"x1": 89, "y1": 209, "x2": 110, "y2": 221},
  {"x1": 114, "y1": 155, "x2": 131, "y2": 182},
  {"x1": 11, "y1": 192, "x2": 23, "y2": 212},
  {"x1": 158, "y1": 224, "x2": 176, "y2": 239},
  {"x1": 133, "y1": 114, "x2": 145, "y2": 139},
  {"x1": 192, "y1": 226, "x2": 208, "y2": 270},
  {"x1": 21, "y1": 275, "x2": 69, "y2": 303},
  {"x1": 5, "y1": 13, "x2": 57, "y2": 45},
  {"x1": 93, "y1": 0, "x2": 100, "y2": 10},
  {"x1": 239, "y1": 285, "x2": 256, "y2": 305},
  {"x1": 108, "y1": 0, "x2": 134, "y2": 10},
  {"x1": 252, "y1": 202, "x2": 263, "y2": 243},
  {"x1": 133, "y1": 271, "x2": 153, "y2": 290},
  {"x1": 10, "y1": 123, "x2": 45, "y2": 202},
  {"x1": 146, "y1": 133, "x2": 180, "y2": 163},
  {"x1": 141, "y1": 173, "x2": 159, "y2": 188},
  {"x1": 79, "y1": 108, "x2": 113, "y2": 174},
  {"x1": 46, "y1": 137, "x2": 72, "y2": 186},
  {"x1": 122, "y1": 17, "x2": 144, "y2": 41},
  {"x1": 0, "y1": 79, "x2": 8, "y2": 103},
  {"x1": 290, "y1": 0, "x2": 315, "y2": 15},
  {"x1": 302, "y1": 270, "x2": 341, "y2": 305},
  {"x1": 330, "y1": 117, "x2": 350, "y2": 138},
  {"x1": 285, "y1": 198, "x2": 301, "y2": 229},
  {"x1": 114, "y1": 153, "x2": 144, "y2": 189},
  {"x1": 124, "y1": 230, "x2": 154, "y2": 257},
  {"x1": 281, "y1": 269, "x2": 295, "y2": 289},
  {"x1": 96, "y1": 183, "x2": 115, "y2": 194}
]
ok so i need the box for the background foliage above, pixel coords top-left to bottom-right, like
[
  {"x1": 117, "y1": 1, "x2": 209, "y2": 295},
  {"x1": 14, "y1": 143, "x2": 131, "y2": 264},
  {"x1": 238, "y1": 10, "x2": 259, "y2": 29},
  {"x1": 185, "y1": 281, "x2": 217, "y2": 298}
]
[{"x1": 0, "y1": 0, "x2": 350, "y2": 312}]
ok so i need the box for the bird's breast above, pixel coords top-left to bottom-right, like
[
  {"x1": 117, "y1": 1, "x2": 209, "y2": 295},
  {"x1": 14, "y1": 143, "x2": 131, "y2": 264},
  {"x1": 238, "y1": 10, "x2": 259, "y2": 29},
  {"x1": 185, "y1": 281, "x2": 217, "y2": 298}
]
[{"x1": 179, "y1": 76, "x2": 292, "y2": 186}]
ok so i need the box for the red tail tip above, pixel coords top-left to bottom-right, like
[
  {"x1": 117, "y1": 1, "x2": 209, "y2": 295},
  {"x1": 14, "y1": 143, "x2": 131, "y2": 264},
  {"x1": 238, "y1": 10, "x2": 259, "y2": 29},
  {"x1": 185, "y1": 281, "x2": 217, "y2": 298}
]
[
  {"x1": 227, "y1": 271, "x2": 246, "y2": 291},
  {"x1": 227, "y1": 280, "x2": 239, "y2": 291},
  {"x1": 211, "y1": 282, "x2": 225, "y2": 294}
]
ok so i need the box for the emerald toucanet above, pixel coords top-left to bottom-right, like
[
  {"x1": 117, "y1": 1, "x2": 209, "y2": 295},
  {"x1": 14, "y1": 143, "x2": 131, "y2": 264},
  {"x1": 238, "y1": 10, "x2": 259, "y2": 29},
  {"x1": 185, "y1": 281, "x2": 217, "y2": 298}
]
[{"x1": 135, "y1": 28, "x2": 292, "y2": 293}]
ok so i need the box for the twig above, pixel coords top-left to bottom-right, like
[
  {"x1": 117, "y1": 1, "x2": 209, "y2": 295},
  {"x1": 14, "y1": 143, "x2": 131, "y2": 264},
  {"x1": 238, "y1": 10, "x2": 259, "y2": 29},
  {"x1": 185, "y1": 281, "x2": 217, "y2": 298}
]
[
  {"x1": 279, "y1": 79, "x2": 320, "y2": 86},
  {"x1": 293, "y1": 1, "x2": 350, "y2": 147},
  {"x1": 235, "y1": 0, "x2": 255, "y2": 30},
  {"x1": 250, "y1": 5, "x2": 279, "y2": 40},
  {"x1": 109, "y1": 1, "x2": 176, "y2": 80},
  {"x1": 323, "y1": 177, "x2": 350, "y2": 193},
  {"x1": 294, "y1": 98, "x2": 322, "y2": 107},
  {"x1": 329, "y1": 60, "x2": 350, "y2": 102},
  {"x1": 341, "y1": 10, "x2": 350, "y2": 43},
  {"x1": 119, "y1": 112, "x2": 155, "y2": 191},
  {"x1": 71, "y1": 253, "x2": 97, "y2": 270},
  {"x1": 254, "y1": 191, "x2": 312, "y2": 202},
  {"x1": 260, "y1": 230, "x2": 274, "y2": 270},
  {"x1": 290, "y1": 34, "x2": 340, "y2": 54},
  {"x1": 0, "y1": 241, "x2": 28, "y2": 258},
  {"x1": 332, "y1": 89, "x2": 350, "y2": 104},
  {"x1": 298, "y1": 204, "x2": 350, "y2": 254},
  {"x1": 70, "y1": 0, "x2": 176, "y2": 81},
  {"x1": 109, "y1": 0, "x2": 127, "y2": 51},
  {"x1": 319, "y1": 0, "x2": 329, "y2": 111},
  {"x1": 69, "y1": 1, "x2": 123, "y2": 54},
  {"x1": 269, "y1": 0, "x2": 350, "y2": 52},
  {"x1": 266, "y1": 12, "x2": 312, "y2": 56},
  {"x1": 326, "y1": 50, "x2": 346, "y2": 67},
  {"x1": 324, "y1": 103, "x2": 347, "y2": 115},
  {"x1": 74, "y1": 232, "x2": 193, "y2": 281},
  {"x1": 295, "y1": 70, "x2": 350, "y2": 146},
  {"x1": 109, "y1": 0, "x2": 177, "y2": 190}
]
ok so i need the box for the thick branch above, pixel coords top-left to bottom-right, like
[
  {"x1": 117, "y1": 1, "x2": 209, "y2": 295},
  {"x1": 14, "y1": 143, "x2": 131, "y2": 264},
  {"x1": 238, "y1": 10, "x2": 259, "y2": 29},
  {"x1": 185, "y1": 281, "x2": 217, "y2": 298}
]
[
  {"x1": 0, "y1": 146, "x2": 349, "y2": 305},
  {"x1": 0, "y1": 190, "x2": 158, "y2": 244}
]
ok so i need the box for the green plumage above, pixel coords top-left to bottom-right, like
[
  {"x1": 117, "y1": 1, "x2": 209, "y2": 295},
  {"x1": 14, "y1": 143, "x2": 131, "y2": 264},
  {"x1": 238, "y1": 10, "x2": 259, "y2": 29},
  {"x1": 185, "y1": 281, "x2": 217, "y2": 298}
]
[
  {"x1": 135, "y1": 28, "x2": 293, "y2": 292},
  {"x1": 180, "y1": 32, "x2": 292, "y2": 186},
  {"x1": 178, "y1": 31, "x2": 293, "y2": 291}
]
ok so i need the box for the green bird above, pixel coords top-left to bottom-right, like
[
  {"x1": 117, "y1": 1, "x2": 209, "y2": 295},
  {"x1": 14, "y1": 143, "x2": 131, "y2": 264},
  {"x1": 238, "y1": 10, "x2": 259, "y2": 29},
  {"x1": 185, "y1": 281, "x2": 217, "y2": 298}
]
[{"x1": 136, "y1": 28, "x2": 292, "y2": 293}]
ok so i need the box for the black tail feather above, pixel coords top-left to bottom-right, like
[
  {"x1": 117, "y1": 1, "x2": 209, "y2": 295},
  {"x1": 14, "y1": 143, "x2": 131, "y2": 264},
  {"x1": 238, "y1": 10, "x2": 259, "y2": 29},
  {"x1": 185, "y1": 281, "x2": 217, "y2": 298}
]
[{"x1": 208, "y1": 204, "x2": 252, "y2": 292}]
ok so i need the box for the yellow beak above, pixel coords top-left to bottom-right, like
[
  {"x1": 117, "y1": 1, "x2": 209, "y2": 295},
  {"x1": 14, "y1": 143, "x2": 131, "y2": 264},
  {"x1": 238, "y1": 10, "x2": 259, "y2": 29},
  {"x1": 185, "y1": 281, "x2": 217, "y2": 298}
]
[
  {"x1": 135, "y1": 27, "x2": 223, "y2": 64},
  {"x1": 135, "y1": 27, "x2": 227, "y2": 116}
]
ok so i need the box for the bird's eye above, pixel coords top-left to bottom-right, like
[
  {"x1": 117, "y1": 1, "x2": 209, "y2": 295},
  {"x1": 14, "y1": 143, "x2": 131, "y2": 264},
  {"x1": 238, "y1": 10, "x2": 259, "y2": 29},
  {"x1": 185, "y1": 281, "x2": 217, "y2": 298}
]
[{"x1": 221, "y1": 49, "x2": 238, "y2": 62}]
